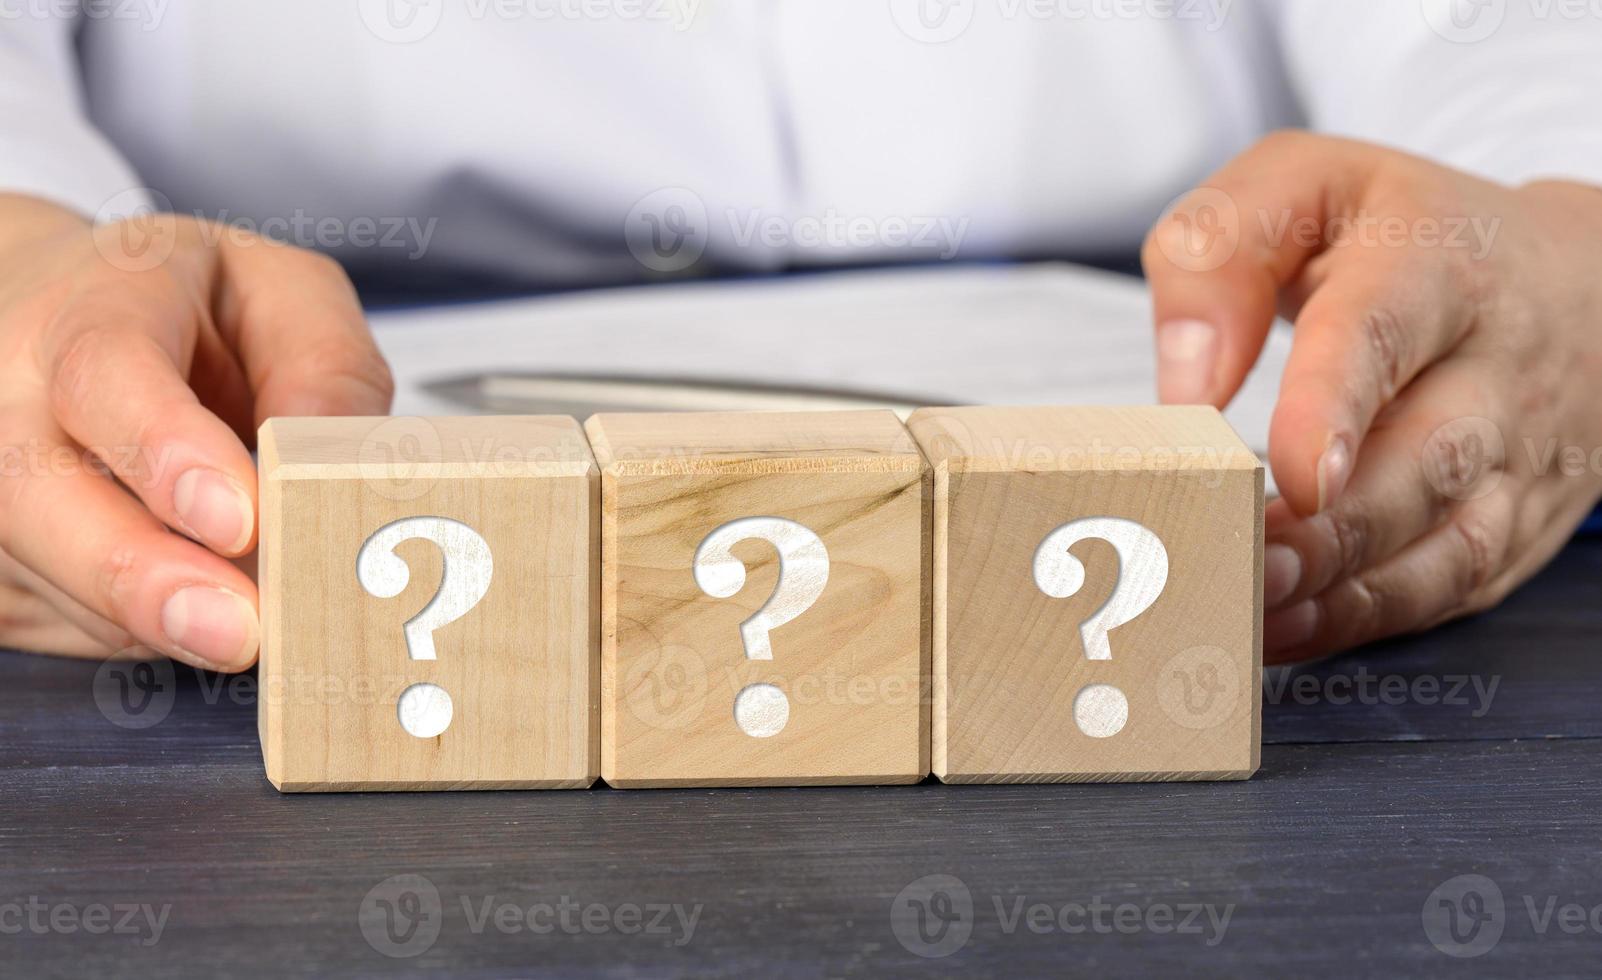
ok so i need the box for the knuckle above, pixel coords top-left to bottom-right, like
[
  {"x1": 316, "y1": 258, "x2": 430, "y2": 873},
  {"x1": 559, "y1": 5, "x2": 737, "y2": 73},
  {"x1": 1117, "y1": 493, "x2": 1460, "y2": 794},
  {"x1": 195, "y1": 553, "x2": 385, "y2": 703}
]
[
  {"x1": 287, "y1": 247, "x2": 355, "y2": 291},
  {"x1": 1343, "y1": 577, "x2": 1383, "y2": 642},
  {"x1": 93, "y1": 545, "x2": 143, "y2": 624},
  {"x1": 1357, "y1": 305, "x2": 1411, "y2": 400},
  {"x1": 1323, "y1": 507, "x2": 1371, "y2": 578},
  {"x1": 1448, "y1": 511, "x2": 1506, "y2": 596},
  {"x1": 46, "y1": 323, "x2": 121, "y2": 418}
]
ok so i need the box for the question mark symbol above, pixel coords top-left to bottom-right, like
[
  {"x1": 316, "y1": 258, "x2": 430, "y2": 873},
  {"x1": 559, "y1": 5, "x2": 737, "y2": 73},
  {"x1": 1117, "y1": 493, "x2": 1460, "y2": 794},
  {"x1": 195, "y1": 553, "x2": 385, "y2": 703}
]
[
  {"x1": 357, "y1": 517, "x2": 494, "y2": 739},
  {"x1": 1033, "y1": 517, "x2": 1169, "y2": 739},
  {"x1": 693, "y1": 517, "x2": 829, "y2": 738}
]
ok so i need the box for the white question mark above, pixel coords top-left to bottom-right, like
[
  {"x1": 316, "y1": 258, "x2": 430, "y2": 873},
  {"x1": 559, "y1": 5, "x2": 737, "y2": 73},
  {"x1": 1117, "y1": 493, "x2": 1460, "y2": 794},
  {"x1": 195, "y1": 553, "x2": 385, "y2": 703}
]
[
  {"x1": 357, "y1": 517, "x2": 494, "y2": 739},
  {"x1": 1033, "y1": 517, "x2": 1169, "y2": 739},
  {"x1": 693, "y1": 517, "x2": 829, "y2": 738}
]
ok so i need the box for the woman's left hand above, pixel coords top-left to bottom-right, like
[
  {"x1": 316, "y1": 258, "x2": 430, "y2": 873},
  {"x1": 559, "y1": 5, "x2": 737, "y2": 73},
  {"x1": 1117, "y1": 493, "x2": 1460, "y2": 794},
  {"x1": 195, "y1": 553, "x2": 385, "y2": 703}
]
[{"x1": 1143, "y1": 131, "x2": 1602, "y2": 663}]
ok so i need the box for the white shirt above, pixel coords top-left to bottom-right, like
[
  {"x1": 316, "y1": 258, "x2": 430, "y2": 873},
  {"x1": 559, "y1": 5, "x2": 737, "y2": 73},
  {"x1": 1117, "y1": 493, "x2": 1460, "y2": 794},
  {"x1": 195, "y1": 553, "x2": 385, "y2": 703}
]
[{"x1": 3, "y1": 0, "x2": 1600, "y2": 290}]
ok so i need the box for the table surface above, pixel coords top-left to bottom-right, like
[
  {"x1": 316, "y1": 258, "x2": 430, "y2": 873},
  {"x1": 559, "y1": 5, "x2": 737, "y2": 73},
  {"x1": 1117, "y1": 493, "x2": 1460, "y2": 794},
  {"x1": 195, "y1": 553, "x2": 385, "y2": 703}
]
[
  {"x1": 5, "y1": 272, "x2": 1597, "y2": 978},
  {"x1": 5, "y1": 534, "x2": 1601, "y2": 978}
]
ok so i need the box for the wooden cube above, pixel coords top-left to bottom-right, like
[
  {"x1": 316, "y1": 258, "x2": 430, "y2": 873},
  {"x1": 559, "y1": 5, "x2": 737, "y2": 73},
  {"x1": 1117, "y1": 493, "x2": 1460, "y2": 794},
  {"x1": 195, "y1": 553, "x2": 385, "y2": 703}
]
[
  {"x1": 585, "y1": 411, "x2": 929, "y2": 788},
  {"x1": 257, "y1": 416, "x2": 598, "y2": 791},
  {"x1": 908, "y1": 406, "x2": 1262, "y2": 783}
]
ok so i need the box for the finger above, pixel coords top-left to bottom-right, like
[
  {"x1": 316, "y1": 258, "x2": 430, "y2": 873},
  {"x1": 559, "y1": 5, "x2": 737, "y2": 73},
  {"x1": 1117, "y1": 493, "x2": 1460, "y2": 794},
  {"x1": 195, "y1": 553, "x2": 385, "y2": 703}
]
[
  {"x1": 0, "y1": 427, "x2": 260, "y2": 671},
  {"x1": 1142, "y1": 131, "x2": 1374, "y2": 408},
  {"x1": 41, "y1": 314, "x2": 259, "y2": 557},
  {"x1": 0, "y1": 542, "x2": 126, "y2": 653},
  {"x1": 1265, "y1": 486, "x2": 1516, "y2": 663},
  {"x1": 1263, "y1": 360, "x2": 1507, "y2": 608},
  {"x1": 1266, "y1": 246, "x2": 1477, "y2": 516},
  {"x1": 213, "y1": 234, "x2": 394, "y2": 422},
  {"x1": 0, "y1": 565, "x2": 110, "y2": 659}
]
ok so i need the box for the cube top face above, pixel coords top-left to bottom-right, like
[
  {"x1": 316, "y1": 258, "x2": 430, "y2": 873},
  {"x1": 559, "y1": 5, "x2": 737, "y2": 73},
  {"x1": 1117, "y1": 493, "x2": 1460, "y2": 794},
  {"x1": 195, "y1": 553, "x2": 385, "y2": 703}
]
[
  {"x1": 260, "y1": 415, "x2": 594, "y2": 481},
  {"x1": 908, "y1": 406, "x2": 1263, "y2": 784},
  {"x1": 585, "y1": 410, "x2": 921, "y2": 473},
  {"x1": 909, "y1": 405, "x2": 1260, "y2": 475},
  {"x1": 258, "y1": 416, "x2": 598, "y2": 792},
  {"x1": 586, "y1": 411, "x2": 930, "y2": 788}
]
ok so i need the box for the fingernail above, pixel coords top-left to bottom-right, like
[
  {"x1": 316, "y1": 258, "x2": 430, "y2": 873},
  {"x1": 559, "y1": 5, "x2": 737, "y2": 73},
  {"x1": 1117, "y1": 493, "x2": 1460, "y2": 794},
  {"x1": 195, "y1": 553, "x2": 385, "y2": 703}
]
[
  {"x1": 1263, "y1": 544, "x2": 1302, "y2": 608},
  {"x1": 1264, "y1": 600, "x2": 1319, "y2": 658},
  {"x1": 1316, "y1": 437, "x2": 1353, "y2": 513},
  {"x1": 174, "y1": 468, "x2": 254, "y2": 554},
  {"x1": 162, "y1": 587, "x2": 259, "y2": 670},
  {"x1": 1156, "y1": 319, "x2": 1218, "y2": 404}
]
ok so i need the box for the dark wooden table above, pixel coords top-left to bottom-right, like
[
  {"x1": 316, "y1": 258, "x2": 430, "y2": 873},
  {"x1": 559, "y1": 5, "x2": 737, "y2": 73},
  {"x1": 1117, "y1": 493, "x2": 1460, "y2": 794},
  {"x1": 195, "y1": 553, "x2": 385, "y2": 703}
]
[{"x1": 4, "y1": 537, "x2": 1601, "y2": 979}]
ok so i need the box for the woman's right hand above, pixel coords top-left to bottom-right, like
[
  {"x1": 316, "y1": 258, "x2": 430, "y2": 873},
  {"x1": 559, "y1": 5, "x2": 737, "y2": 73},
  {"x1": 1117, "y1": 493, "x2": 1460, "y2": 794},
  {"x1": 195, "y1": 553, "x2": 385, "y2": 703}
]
[{"x1": 0, "y1": 194, "x2": 394, "y2": 670}]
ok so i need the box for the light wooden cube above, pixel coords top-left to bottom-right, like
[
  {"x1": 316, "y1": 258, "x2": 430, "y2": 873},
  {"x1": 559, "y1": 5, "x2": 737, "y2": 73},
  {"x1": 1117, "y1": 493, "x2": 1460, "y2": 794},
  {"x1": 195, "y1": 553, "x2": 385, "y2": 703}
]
[
  {"x1": 257, "y1": 416, "x2": 598, "y2": 791},
  {"x1": 585, "y1": 411, "x2": 929, "y2": 788},
  {"x1": 908, "y1": 406, "x2": 1262, "y2": 783}
]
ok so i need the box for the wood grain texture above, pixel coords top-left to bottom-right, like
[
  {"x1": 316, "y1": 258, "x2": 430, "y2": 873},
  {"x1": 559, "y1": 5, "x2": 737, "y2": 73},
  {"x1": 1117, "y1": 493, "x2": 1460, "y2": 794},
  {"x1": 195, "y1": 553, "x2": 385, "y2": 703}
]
[
  {"x1": 585, "y1": 411, "x2": 929, "y2": 787},
  {"x1": 909, "y1": 406, "x2": 1263, "y2": 783},
  {"x1": 257, "y1": 416, "x2": 598, "y2": 791}
]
